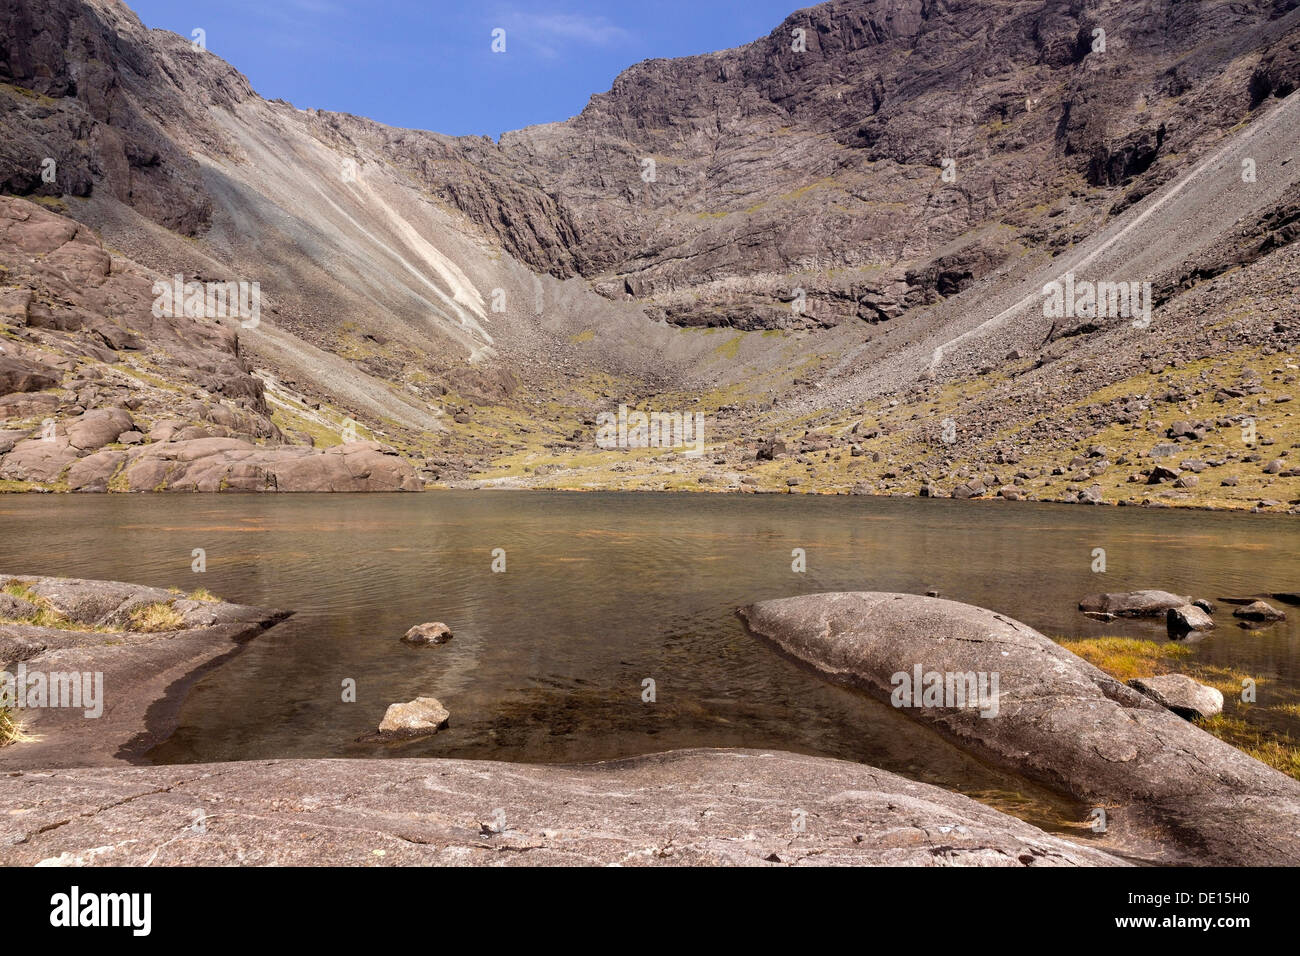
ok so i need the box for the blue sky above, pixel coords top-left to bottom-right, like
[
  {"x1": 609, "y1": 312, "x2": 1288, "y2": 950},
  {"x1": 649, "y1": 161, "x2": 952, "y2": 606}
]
[{"x1": 128, "y1": 0, "x2": 803, "y2": 138}]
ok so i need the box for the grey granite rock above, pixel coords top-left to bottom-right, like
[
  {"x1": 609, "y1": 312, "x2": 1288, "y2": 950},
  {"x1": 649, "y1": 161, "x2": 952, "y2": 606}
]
[
  {"x1": 739, "y1": 591, "x2": 1300, "y2": 865},
  {"x1": 0, "y1": 749, "x2": 1123, "y2": 867}
]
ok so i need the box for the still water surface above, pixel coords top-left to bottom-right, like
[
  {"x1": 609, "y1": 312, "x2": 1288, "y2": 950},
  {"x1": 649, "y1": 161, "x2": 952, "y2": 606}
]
[{"x1": 1, "y1": 492, "x2": 1296, "y2": 832}]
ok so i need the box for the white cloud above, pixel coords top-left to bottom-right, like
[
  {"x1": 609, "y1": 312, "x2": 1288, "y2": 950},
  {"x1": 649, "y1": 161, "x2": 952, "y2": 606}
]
[{"x1": 498, "y1": 10, "x2": 631, "y2": 57}]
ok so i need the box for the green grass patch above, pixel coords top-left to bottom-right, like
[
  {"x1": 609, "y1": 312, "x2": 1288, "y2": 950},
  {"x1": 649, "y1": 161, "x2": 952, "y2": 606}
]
[
  {"x1": 1057, "y1": 636, "x2": 1194, "y2": 684},
  {"x1": 1197, "y1": 715, "x2": 1300, "y2": 779},
  {"x1": 1060, "y1": 635, "x2": 1299, "y2": 780},
  {"x1": 128, "y1": 601, "x2": 186, "y2": 632},
  {"x1": 713, "y1": 334, "x2": 743, "y2": 360}
]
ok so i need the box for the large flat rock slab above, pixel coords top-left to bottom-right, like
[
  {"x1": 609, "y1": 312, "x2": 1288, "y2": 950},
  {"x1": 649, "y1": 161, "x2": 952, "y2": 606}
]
[
  {"x1": 0, "y1": 574, "x2": 289, "y2": 769},
  {"x1": 0, "y1": 749, "x2": 1123, "y2": 867},
  {"x1": 739, "y1": 592, "x2": 1300, "y2": 866}
]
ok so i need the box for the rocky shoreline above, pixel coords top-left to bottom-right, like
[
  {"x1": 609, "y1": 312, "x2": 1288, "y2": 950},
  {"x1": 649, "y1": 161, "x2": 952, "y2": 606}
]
[
  {"x1": 453, "y1": 482, "x2": 1300, "y2": 515},
  {"x1": 0, "y1": 574, "x2": 289, "y2": 768},
  {"x1": 2, "y1": 573, "x2": 1296, "y2": 866},
  {"x1": 740, "y1": 592, "x2": 1300, "y2": 866}
]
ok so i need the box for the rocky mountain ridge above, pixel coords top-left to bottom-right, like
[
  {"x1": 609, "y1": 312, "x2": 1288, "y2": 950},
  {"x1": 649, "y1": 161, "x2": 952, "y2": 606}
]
[{"x1": 0, "y1": 0, "x2": 1297, "y2": 506}]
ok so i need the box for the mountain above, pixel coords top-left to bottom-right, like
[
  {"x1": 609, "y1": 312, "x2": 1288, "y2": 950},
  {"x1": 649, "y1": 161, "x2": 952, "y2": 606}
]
[{"x1": 1, "y1": 0, "x2": 1298, "y2": 507}]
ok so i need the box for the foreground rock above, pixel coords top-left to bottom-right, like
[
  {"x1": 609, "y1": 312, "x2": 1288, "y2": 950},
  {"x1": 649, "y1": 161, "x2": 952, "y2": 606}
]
[
  {"x1": 377, "y1": 697, "x2": 450, "y2": 738},
  {"x1": 401, "y1": 622, "x2": 453, "y2": 646},
  {"x1": 1128, "y1": 675, "x2": 1224, "y2": 720},
  {"x1": 0, "y1": 574, "x2": 289, "y2": 768},
  {"x1": 1078, "y1": 590, "x2": 1191, "y2": 618},
  {"x1": 0, "y1": 749, "x2": 1124, "y2": 866},
  {"x1": 739, "y1": 592, "x2": 1300, "y2": 866}
]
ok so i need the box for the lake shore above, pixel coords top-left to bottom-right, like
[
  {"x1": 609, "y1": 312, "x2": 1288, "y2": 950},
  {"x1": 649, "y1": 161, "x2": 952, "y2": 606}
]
[
  {"x1": 4, "y1": 572, "x2": 1299, "y2": 865},
  {"x1": 0, "y1": 573, "x2": 1125, "y2": 867}
]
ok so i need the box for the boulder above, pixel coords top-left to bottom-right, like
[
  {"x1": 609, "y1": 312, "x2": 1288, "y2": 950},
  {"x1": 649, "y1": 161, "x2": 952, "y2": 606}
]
[
  {"x1": 0, "y1": 355, "x2": 59, "y2": 395},
  {"x1": 402, "y1": 622, "x2": 453, "y2": 645},
  {"x1": 65, "y1": 450, "x2": 126, "y2": 492},
  {"x1": 0, "y1": 391, "x2": 59, "y2": 421},
  {"x1": 1233, "y1": 601, "x2": 1286, "y2": 623},
  {"x1": 269, "y1": 442, "x2": 421, "y2": 492},
  {"x1": 0, "y1": 436, "x2": 79, "y2": 482},
  {"x1": 66, "y1": 408, "x2": 134, "y2": 451},
  {"x1": 1167, "y1": 420, "x2": 1204, "y2": 440},
  {"x1": 1079, "y1": 590, "x2": 1191, "y2": 618},
  {"x1": 1166, "y1": 604, "x2": 1214, "y2": 637},
  {"x1": 377, "y1": 697, "x2": 450, "y2": 738},
  {"x1": 1128, "y1": 675, "x2": 1224, "y2": 720},
  {"x1": 738, "y1": 592, "x2": 1300, "y2": 865}
]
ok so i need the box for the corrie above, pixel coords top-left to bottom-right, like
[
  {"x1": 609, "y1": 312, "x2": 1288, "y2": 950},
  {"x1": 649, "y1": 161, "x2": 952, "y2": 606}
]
[{"x1": 595, "y1": 404, "x2": 706, "y2": 457}]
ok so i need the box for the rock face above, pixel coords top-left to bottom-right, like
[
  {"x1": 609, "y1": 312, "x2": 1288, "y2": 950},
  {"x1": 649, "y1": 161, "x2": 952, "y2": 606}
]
[
  {"x1": 402, "y1": 622, "x2": 453, "y2": 646},
  {"x1": 1129, "y1": 675, "x2": 1224, "y2": 720},
  {"x1": 0, "y1": 749, "x2": 1124, "y2": 866},
  {"x1": 1233, "y1": 600, "x2": 1287, "y2": 622},
  {"x1": 1078, "y1": 590, "x2": 1192, "y2": 618},
  {"x1": 488, "y1": 0, "x2": 1300, "y2": 329},
  {"x1": 0, "y1": 574, "x2": 289, "y2": 769},
  {"x1": 0, "y1": 198, "x2": 423, "y2": 492},
  {"x1": 1, "y1": 0, "x2": 1299, "y2": 506},
  {"x1": 738, "y1": 592, "x2": 1300, "y2": 865},
  {"x1": 0, "y1": 356, "x2": 58, "y2": 394},
  {"x1": 377, "y1": 697, "x2": 450, "y2": 738}
]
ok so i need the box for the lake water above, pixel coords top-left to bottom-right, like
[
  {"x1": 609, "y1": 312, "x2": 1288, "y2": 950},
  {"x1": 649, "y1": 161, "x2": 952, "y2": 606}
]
[{"x1": 1, "y1": 491, "x2": 1296, "y2": 833}]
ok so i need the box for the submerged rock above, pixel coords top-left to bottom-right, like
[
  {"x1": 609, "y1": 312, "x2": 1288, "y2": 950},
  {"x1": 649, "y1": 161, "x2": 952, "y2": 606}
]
[
  {"x1": 1079, "y1": 589, "x2": 1191, "y2": 618},
  {"x1": 1233, "y1": 600, "x2": 1286, "y2": 623},
  {"x1": 739, "y1": 591, "x2": 1300, "y2": 865},
  {"x1": 1128, "y1": 675, "x2": 1224, "y2": 719},
  {"x1": 402, "y1": 622, "x2": 454, "y2": 645}
]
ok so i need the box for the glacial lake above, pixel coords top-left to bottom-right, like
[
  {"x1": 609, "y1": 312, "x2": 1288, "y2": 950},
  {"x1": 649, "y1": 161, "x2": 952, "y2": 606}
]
[{"x1": 1, "y1": 491, "x2": 1296, "y2": 834}]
